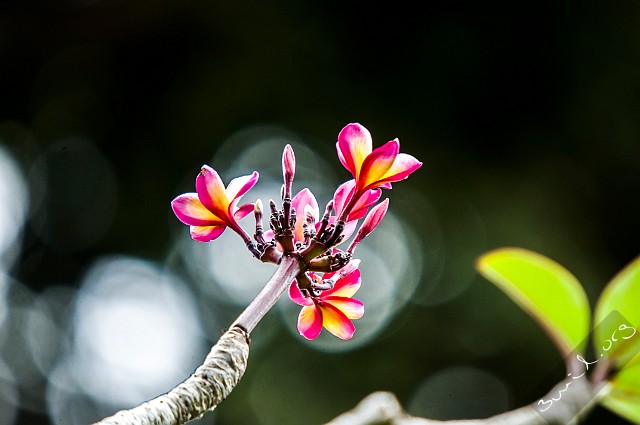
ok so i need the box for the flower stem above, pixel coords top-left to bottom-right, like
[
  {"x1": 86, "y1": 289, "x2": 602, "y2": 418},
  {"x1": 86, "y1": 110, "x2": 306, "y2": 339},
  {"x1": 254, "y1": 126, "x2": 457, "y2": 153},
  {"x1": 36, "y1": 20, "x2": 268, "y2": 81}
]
[{"x1": 231, "y1": 254, "x2": 303, "y2": 333}]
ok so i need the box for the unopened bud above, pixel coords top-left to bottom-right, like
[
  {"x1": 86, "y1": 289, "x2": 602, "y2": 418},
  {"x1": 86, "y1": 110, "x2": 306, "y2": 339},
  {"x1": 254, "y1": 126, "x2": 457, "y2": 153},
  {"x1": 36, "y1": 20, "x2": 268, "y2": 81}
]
[
  {"x1": 347, "y1": 198, "x2": 389, "y2": 254},
  {"x1": 282, "y1": 144, "x2": 295, "y2": 199},
  {"x1": 254, "y1": 199, "x2": 263, "y2": 215},
  {"x1": 282, "y1": 144, "x2": 296, "y2": 180}
]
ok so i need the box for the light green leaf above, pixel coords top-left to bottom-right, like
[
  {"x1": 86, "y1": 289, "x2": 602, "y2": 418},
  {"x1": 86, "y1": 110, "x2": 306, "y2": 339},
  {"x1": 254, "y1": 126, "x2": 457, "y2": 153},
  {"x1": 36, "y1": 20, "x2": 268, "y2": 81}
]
[
  {"x1": 476, "y1": 247, "x2": 590, "y2": 357},
  {"x1": 594, "y1": 255, "x2": 640, "y2": 368},
  {"x1": 601, "y1": 361, "x2": 640, "y2": 424}
]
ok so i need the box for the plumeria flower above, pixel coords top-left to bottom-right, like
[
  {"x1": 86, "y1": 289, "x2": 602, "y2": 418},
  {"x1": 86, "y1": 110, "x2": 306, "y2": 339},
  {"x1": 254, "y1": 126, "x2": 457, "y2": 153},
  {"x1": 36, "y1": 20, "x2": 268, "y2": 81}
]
[
  {"x1": 289, "y1": 269, "x2": 364, "y2": 340},
  {"x1": 172, "y1": 165, "x2": 258, "y2": 242},
  {"x1": 336, "y1": 123, "x2": 422, "y2": 195}
]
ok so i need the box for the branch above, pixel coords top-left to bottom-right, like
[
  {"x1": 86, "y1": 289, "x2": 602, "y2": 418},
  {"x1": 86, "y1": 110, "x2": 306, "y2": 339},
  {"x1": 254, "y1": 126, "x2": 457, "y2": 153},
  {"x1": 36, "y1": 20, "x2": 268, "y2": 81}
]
[
  {"x1": 93, "y1": 255, "x2": 303, "y2": 425},
  {"x1": 93, "y1": 327, "x2": 249, "y2": 425},
  {"x1": 325, "y1": 373, "x2": 606, "y2": 425}
]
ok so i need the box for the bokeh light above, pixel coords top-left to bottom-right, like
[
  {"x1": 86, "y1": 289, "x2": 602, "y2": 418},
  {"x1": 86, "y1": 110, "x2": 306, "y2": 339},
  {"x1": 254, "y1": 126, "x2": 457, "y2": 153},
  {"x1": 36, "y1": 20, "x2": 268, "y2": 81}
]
[
  {"x1": 46, "y1": 256, "x2": 207, "y2": 423},
  {"x1": 0, "y1": 144, "x2": 29, "y2": 269}
]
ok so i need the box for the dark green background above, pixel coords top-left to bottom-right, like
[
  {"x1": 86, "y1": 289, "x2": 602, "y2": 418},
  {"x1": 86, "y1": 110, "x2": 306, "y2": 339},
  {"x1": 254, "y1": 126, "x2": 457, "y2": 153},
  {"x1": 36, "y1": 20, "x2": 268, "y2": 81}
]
[{"x1": 1, "y1": 1, "x2": 639, "y2": 424}]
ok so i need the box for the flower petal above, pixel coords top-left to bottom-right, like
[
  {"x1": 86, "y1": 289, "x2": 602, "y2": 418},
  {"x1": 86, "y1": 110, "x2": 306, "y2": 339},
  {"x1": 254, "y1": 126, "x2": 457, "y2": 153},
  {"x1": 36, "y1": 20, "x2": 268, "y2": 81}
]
[
  {"x1": 333, "y1": 180, "x2": 356, "y2": 217},
  {"x1": 172, "y1": 193, "x2": 225, "y2": 226},
  {"x1": 324, "y1": 269, "x2": 361, "y2": 298},
  {"x1": 379, "y1": 153, "x2": 423, "y2": 184},
  {"x1": 225, "y1": 171, "x2": 259, "y2": 202},
  {"x1": 337, "y1": 123, "x2": 372, "y2": 179},
  {"x1": 196, "y1": 165, "x2": 229, "y2": 220},
  {"x1": 348, "y1": 188, "x2": 381, "y2": 221},
  {"x1": 233, "y1": 203, "x2": 255, "y2": 220},
  {"x1": 190, "y1": 225, "x2": 226, "y2": 242},
  {"x1": 298, "y1": 305, "x2": 323, "y2": 340},
  {"x1": 289, "y1": 282, "x2": 313, "y2": 306},
  {"x1": 358, "y1": 139, "x2": 399, "y2": 191},
  {"x1": 291, "y1": 188, "x2": 319, "y2": 242},
  {"x1": 319, "y1": 302, "x2": 356, "y2": 340},
  {"x1": 324, "y1": 296, "x2": 364, "y2": 320}
]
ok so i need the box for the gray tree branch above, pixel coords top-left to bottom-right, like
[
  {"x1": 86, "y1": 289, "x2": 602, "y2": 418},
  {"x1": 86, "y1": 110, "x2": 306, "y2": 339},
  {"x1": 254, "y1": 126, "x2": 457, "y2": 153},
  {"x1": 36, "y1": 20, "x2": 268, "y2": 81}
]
[
  {"x1": 93, "y1": 327, "x2": 250, "y2": 425},
  {"x1": 324, "y1": 374, "x2": 607, "y2": 425}
]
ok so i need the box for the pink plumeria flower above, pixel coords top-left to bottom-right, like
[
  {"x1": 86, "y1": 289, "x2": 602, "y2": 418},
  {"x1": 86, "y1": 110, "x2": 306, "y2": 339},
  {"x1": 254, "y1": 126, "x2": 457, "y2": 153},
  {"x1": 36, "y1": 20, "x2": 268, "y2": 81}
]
[
  {"x1": 336, "y1": 123, "x2": 422, "y2": 194},
  {"x1": 289, "y1": 269, "x2": 364, "y2": 340},
  {"x1": 172, "y1": 165, "x2": 258, "y2": 242}
]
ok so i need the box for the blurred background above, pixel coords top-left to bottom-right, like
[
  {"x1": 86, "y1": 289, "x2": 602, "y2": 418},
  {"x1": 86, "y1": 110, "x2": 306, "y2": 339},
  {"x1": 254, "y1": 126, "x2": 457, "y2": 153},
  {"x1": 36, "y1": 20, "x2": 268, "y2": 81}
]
[{"x1": 1, "y1": 1, "x2": 639, "y2": 424}]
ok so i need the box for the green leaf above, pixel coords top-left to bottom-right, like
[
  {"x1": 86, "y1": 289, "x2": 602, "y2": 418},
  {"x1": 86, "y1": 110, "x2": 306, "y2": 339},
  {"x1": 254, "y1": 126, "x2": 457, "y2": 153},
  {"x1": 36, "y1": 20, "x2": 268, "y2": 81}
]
[
  {"x1": 476, "y1": 247, "x2": 590, "y2": 357},
  {"x1": 594, "y1": 255, "x2": 640, "y2": 368},
  {"x1": 601, "y1": 360, "x2": 640, "y2": 424}
]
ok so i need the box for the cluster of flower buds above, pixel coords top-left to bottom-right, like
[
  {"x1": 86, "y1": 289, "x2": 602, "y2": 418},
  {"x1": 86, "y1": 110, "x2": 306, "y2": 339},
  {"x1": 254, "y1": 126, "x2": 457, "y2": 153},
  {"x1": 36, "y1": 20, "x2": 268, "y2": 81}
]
[{"x1": 172, "y1": 123, "x2": 421, "y2": 340}]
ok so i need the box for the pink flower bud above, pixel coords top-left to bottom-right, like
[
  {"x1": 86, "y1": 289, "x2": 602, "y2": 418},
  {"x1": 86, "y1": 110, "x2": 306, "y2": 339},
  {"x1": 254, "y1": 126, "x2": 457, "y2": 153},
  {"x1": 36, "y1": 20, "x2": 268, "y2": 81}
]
[
  {"x1": 282, "y1": 144, "x2": 296, "y2": 185},
  {"x1": 347, "y1": 198, "x2": 389, "y2": 254}
]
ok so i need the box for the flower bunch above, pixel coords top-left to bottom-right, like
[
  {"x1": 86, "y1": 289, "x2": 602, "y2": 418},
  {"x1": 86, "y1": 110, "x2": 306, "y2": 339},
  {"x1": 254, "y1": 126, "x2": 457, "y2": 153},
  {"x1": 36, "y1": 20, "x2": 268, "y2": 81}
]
[{"x1": 172, "y1": 123, "x2": 421, "y2": 340}]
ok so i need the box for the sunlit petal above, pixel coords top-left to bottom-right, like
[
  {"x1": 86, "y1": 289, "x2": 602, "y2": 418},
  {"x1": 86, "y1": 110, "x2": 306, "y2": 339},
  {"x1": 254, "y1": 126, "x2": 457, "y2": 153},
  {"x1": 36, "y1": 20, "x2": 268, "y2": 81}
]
[
  {"x1": 337, "y1": 123, "x2": 372, "y2": 179},
  {"x1": 190, "y1": 225, "x2": 226, "y2": 242},
  {"x1": 319, "y1": 302, "x2": 356, "y2": 340},
  {"x1": 298, "y1": 305, "x2": 323, "y2": 340},
  {"x1": 172, "y1": 193, "x2": 224, "y2": 227},
  {"x1": 379, "y1": 153, "x2": 423, "y2": 184},
  {"x1": 324, "y1": 296, "x2": 364, "y2": 320},
  {"x1": 233, "y1": 203, "x2": 255, "y2": 220},
  {"x1": 289, "y1": 282, "x2": 314, "y2": 306},
  {"x1": 358, "y1": 140, "x2": 399, "y2": 190},
  {"x1": 324, "y1": 269, "x2": 361, "y2": 298},
  {"x1": 196, "y1": 165, "x2": 229, "y2": 218},
  {"x1": 225, "y1": 171, "x2": 259, "y2": 202}
]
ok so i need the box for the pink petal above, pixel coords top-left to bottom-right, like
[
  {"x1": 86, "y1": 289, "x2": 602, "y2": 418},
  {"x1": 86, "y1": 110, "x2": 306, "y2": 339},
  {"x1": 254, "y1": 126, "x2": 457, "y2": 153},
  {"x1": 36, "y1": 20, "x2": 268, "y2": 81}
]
[
  {"x1": 172, "y1": 193, "x2": 225, "y2": 226},
  {"x1": 358, "y1": 139, "x2": 399, "y2": 191},
  {"x1": 338, "y1": 220, "x2": 358, "y2": 241},
  {"x1": 225, "y1": 171, "x2": 259, "y2": 202},
  {"x1": 291, "y1": 188, "x2": 319, "y2": 220},
  {"x1": 289, "y1": 282, "x2": 313, "y2": 306},
  {"x1": 233, "y1": 203, "x2": 255, "y2": 220},
  {"x1": 190, "y1": 225, "x2": 226, "y2": 242},
  {"x1": 337, "y1": 123, "x2": 372, "y2": 178},
  {"x1": 379, "y1": 152, "x2": 422, "y2": 184},
  {"x1": 348, "y1": 188, "x2": 381, "y2": 221},
  {"x1": 196, "y1": 165, "x2": 229, "y2": 220},
  {"x1": 319, "y1": 302, "x2": 356, "y2": 340},
  {"x1": 262, "y1": 229, "x2": 274, "y2": 241},
  {"x1": 298, "y1": 305, "x2": 323, "y2": 340},
  {"x1": 323, "y1": 269, "x2": 361, "y2": 298},
  {"x1": 291, "y1": 188, "x2": 319, "y2": 242},
  {"x1": 324, "y1": 296, "x2": 364, "y2": 320},
  {"x1": 332, "y1": 180, "x2": 356, "y2": 218}
]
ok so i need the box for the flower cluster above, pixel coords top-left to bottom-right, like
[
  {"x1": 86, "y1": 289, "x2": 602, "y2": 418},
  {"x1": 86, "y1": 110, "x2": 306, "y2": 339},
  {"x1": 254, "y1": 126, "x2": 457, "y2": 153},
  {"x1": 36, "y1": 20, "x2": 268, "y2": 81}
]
[{"x1": 172, "y1": 123, "x2": 421, "y2": 340}]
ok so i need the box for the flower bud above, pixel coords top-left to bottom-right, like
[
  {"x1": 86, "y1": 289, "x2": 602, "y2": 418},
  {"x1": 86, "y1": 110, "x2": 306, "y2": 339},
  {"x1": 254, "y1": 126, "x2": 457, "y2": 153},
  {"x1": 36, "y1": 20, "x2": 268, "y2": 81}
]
[
  {"x1": 347, "y1": 198, "x2": 389, "y2": 254},
  {"x1": 282, "y1": 144, "x2": 296, "y2": 198}
]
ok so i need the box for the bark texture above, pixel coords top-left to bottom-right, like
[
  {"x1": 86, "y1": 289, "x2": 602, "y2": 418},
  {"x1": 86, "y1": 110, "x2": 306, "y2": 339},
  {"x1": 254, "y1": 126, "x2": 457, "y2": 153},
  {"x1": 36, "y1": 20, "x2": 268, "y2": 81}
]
[{"x1": 93, "y1": 326, "x2": 250, "y2": 425}]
